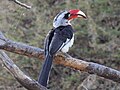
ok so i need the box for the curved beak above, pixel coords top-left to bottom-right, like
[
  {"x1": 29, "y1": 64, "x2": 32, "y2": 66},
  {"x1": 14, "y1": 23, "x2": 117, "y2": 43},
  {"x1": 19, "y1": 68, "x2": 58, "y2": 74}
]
[
  {"x1": 77, "y1": 10, "x2": 87, "y2": 19},
  {"x1": 68, "y1": 9, "x2": 87, "y2": 20}
]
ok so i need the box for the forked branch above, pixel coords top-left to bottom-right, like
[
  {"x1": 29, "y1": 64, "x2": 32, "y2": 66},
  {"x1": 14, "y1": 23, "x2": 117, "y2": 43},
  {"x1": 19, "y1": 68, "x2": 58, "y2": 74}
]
[{"x1": 0, "y1": 31, "x2": 120, "y2": 89}]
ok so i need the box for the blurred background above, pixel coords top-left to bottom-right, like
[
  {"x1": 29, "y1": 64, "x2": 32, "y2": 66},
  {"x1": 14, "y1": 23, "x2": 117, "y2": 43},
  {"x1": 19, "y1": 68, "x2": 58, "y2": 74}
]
[{"x1": 0, "y1": 0, "x2": 120, "y2": 90}]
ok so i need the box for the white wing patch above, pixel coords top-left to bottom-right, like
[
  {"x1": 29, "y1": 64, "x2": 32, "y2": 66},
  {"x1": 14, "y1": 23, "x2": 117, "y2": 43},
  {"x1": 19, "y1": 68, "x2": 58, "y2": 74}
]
[{"x1": 61, "y1": 34, "x2": 74, "y2": 53}]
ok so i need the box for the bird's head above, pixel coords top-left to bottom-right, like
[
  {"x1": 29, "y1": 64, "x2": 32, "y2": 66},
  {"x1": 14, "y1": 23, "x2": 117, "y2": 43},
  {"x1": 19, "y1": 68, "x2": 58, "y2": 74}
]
[{"x1": 53, "y1": 9, "x2": 87, "y2": 28}]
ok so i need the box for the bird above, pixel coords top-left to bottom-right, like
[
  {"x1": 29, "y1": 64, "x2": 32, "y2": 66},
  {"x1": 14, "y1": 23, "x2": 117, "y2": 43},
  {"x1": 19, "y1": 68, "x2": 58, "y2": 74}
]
[{"x1": 38, "y1": 9, "x2": 87, "y2": 87}]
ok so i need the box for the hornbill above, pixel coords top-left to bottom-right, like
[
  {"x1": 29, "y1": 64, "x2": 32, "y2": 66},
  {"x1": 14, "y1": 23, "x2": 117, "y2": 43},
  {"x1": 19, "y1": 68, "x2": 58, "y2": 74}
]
[{"x1": 38, "y1": 9, "x2": 87, "y2": 87}]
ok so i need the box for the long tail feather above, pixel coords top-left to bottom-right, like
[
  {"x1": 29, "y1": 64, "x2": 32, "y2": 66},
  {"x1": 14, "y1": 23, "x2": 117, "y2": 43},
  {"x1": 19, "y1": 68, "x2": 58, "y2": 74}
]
[{"x1": 38, "y1": 54, "x2": 53, "y2": 87}]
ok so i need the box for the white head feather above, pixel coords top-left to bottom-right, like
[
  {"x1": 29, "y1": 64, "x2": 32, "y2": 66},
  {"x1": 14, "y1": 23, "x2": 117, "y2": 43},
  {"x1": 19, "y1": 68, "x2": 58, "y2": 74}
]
[{"x1": 53, "y1": 10, "x2": 71, "y2": 28}]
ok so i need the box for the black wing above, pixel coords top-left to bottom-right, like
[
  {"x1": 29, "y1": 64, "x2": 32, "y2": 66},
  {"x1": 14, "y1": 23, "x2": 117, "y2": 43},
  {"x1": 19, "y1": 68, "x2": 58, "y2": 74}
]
[
  {"x1": 44, "y1": 29, "x2": 55, "y2": 56},
  {"x1": 44, "y1": 25, "x2": 73, "y2": 56}
]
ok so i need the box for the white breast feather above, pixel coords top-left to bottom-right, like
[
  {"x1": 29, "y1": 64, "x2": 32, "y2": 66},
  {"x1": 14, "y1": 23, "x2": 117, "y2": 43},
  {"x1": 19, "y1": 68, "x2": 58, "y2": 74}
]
[{"x1": 61, "y1": 35, "x2": 74, "y2": 53}]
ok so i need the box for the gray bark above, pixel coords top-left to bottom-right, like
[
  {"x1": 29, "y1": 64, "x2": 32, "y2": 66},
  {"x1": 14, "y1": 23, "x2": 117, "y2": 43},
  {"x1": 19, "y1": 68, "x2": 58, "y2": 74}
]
[{"x1": 0, "y1": 31, "x2": 120, "y2": 90}]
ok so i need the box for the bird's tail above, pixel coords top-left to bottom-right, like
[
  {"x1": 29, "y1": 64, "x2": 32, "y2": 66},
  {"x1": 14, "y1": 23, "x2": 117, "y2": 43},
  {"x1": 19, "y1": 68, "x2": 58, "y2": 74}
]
[{"x1": 38, "y1": 53, "x2": 53, "y2": 87}]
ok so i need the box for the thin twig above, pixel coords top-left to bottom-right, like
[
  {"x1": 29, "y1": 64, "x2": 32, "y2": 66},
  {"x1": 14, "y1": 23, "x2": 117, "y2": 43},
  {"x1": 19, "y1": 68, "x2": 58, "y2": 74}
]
[{"x1": 10, "y1": 0, "x2": 32, "y2": 9}]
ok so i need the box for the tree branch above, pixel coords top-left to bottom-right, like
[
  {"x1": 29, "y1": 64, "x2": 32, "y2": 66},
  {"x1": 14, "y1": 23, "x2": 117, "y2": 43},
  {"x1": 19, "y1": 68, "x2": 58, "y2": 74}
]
[
  {"x1": 0, "y1": 50, "x2": 47, "y2": 90},
  {"x1": 9, "y1": 0, "x2": 32, "y2": 9},
  {"x1": 0, "y1": 31, "x2": 120, "y2": 83}
]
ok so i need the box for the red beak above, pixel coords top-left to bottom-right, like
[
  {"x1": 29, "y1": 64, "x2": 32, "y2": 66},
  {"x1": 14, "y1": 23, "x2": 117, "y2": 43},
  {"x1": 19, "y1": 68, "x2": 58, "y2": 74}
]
[{"x1": 68, "y1": 9, "x2": 87, "y2": 20}]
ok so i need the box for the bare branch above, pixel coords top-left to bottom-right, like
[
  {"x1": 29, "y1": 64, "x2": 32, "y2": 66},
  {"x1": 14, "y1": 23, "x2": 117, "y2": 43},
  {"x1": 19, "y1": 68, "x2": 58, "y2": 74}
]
[
  {"x1": 9, "y1": 0, "x2": 32, "y2": 9},
  {"x1": 0, "y1": 50, "x2": 47, "y2": 90},
  {"x1": 0, "y1": 31, "x2": 120, "y2": 83},
  {"x1": 54, "y1": 54, "x2": 120, "y2": 83}
]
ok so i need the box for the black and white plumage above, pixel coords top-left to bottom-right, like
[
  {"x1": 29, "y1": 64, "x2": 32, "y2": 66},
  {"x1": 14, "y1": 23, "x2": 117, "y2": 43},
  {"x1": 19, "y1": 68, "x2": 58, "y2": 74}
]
[
  {"x1": 38, "y1": 9, "x2": 87, "y2": 87},
  {"x1": 45, "y1": 25, "x2": 74, "y2": 55}
]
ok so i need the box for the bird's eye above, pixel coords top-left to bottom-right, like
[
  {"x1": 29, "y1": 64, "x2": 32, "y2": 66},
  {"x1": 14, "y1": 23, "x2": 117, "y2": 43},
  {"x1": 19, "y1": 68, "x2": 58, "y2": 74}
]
[
  {"x1": 68, "y1": 13, "x2": 70, "y2": 17},
  {"x1": 64, "y1": 13, "x2": 70, "y2": 19}
]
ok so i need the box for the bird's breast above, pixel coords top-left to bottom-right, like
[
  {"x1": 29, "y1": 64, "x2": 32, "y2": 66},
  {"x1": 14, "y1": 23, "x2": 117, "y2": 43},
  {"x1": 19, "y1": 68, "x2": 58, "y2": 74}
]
[{"x1": 61, "y1": 34, "x2": 74, "y2": 53}]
